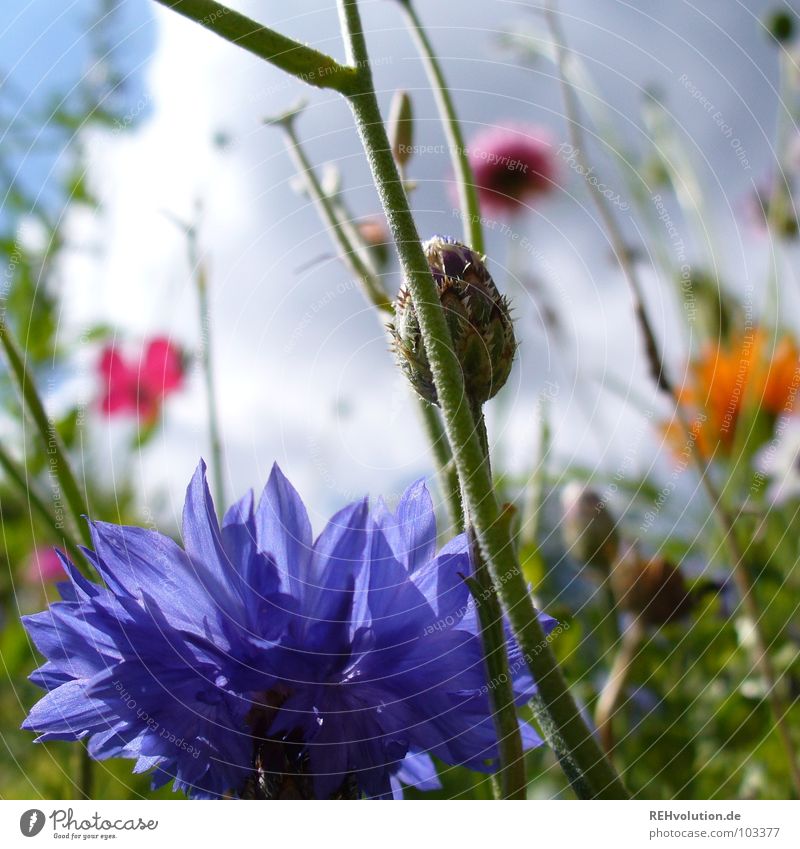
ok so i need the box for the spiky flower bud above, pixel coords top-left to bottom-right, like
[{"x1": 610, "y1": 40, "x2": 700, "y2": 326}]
[
  {"x1": 390, "y1": 236, "x2": 516, "y2": 406},
  {"x1": 560, "y1": 483, "x2": 620, "y2": 571}
]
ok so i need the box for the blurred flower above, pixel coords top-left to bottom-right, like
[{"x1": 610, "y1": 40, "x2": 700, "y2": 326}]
[
  {"x1": 667, "y1": 328, "x2": 800, "y2": 459},
  {"x1": 391, "y1": 236, "x2": 516, "y2": 406},
  {"x1": 22, "y1": 462, "x2": 551, "y2": 799},
  {"x1": 755, "y1": 415, "x2": 800, "y2": 504},
  {"x1": 747, "y1": 184, "x2": 798, "y2": 238},
  {"x1": 466, "y1": 123, "x2": 557, "y2": 215},
  {"x1": 560, "y1": 483, "x2": 620, "y2": 572},
  {"x1": 25, "y1": 547, "x2": 65, "y2": 584},
  {"x1": 98, "y1": 336, "x2": 185, "y2": 421},
  {"x1": 610, "y1": 543, "x2": 693, "y2": 626}
]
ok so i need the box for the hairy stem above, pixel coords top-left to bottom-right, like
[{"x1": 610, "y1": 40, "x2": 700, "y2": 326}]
[
  {"x1": 272, "y1": 110, "x2": 464, "y2": 528},
  {"x1": 337, "y1": 0, "x2": 628, "y2": 798},
  {"x1": 153, "y1": 0, "x2": 360, "y2": 93},
  {"x1": 157, "y1": 0, "x2": 628, "y2": 799},
  {"x1": 466, "y1": 407, "x2": 526, "y2": 799}
]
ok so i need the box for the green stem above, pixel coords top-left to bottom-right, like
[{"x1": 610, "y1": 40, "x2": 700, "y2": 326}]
[
  {"x1": 152, "y1": 0, "x2": 360, "y2": 94},
  {"x1": 693, "y1": 457, "x2": 800, "y2": 794},
  {"x1": 275, "y1": 113, "x2": 391, "y2": 312},
  {"x1": 158, "y1": 0, "x2": 627, "y2": 799},
  {"x1": 271, "y1": 110, "x2": 464, "y2": 528},
  {"x1": 0, "y1": 320, "x2": 91, "y2": 553},
  {"x1": 466, "y1": 408, "x2": 526, "y2": 799},
  {"x1": 396, "y1": 0, "x2": 484, "y2": 254},
  {"x1": 0, "y1": 444, "x2": 84, "y2": 567},
  {"x1": 595, "y1": 617, "x2": 645, "y2": 756},
  {"x1": 76, "y1": 746, "x2": 93, "y2": 800},
  {"x1": 544, "y1": 0, "x2": 800, "y2": 795},
  {"x1": 0, "y1": 320, "x2": 96, "y2": 796},
  {"x1": 337, "y1": 0, "x2": 627, "y2": 799}
]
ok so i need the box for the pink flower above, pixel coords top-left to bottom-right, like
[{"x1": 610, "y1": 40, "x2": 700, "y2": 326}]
[
  {"x1": 98, "y1": 336, "x2": 185, "y2": 421},
  {"x1": 467, "y1": 123, "x2": 558, "y2": 215},
  {"x1": 26, "y1": 547, "x2": 65, "y2": 584}
]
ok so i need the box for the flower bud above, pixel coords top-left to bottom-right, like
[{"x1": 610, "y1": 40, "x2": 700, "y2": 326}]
[
  {"x1": 390, "y1": 236, "x2": 516, "y2": 406},
  {"x1": 388, "y1": 90, "x2": 414, "y2": 169},
  {"x1": 609, "y1": 543, "x2": 693, "y2": 626},
  {"x1": 560, "y1": 483, "x2": 619, "y2": 571}
]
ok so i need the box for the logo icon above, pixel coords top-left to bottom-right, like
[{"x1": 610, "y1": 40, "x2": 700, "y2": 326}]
[{"x1": 20, "y1": 810, "x2": 46, "y2": 837}]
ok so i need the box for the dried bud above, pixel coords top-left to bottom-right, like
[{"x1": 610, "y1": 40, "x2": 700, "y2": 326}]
[
  {"x1": 388, "y1": 90, "x2": 414, "y2": 169},
  {"x1": 609, "y1": 543, "x2": 693, "y2": 626},
  {"x1": 560, "y1": 483, "x2": 619, "y2": 571},
  {"x1": 390, "y1": 236, "x2": 516, "y2": 406}
]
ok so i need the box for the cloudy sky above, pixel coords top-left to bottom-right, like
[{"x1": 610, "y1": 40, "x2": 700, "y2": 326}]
[{"x1": 3, "y1": 0, "x2": 797, "y2": 535}]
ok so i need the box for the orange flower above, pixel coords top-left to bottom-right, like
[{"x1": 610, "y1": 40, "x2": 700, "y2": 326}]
[{"x1": 667, "y1": 328, "x2": 800, "y2": 458}]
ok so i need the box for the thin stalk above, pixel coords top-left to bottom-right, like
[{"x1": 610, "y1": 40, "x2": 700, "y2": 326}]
[
  {"x1": 271, "y1": 110, "x2": 463, "y2": 528},
  {"x1": 0, "y1": 444, "x2": 84, "y2": 567},
  {"x1": 0, "y1": 322, "x2": 95, "y2": 796},
  {"x1": 595, "y1": 617, "x2": 645, "y2": 756},
  {"x1": 153, "y1": 0, "x2": 359, "y2": 94},
  {"x1": 544, "y1": 0, "x2": 800, "y2": 794},
  {"x1": 417, "y1": 401, "x2": 463, "y2": 532},
  {"x1": 275, "y1": 113, "x2": 391, "y2": 311},
  {"x1": 0, "y1": 320, "x2": 91, "y2": 552},
  {"x1": 396, "y1": 0, "x2": 484, "y2": 253},
  {"x1": 157, "y1": 0, "x2": 628, "y2": 799},
  {"x1": 75, "y1": 746, "x2": 93, "y2": 800},
  {"x1": 187, "y1": 228, "x2": 226, "y2": 513},
  {"x1": 336, "y1": 0, "x2": 628, "y2": 798},
  {"x1": 694, "y1": 459, "x2": 800, "y2": 794},
  {"x1": 543, "y1": 8, "x2": 669, "y2": 393}
]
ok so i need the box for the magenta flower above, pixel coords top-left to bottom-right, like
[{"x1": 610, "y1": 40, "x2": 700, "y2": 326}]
[
  {"x1": 467, "y1": 123, "x2": 558, "y2": 215},
  {"x1": 98, "y1": 337, "x2": 185, "y2": 421},
  {"x1": 26, "y1": 547, "x2": 65, "y2": 584}
]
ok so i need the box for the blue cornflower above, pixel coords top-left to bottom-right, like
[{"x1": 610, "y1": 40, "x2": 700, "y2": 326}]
[{"x1": 22, "y1": 462, "x2": 552, "y2": 799}]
